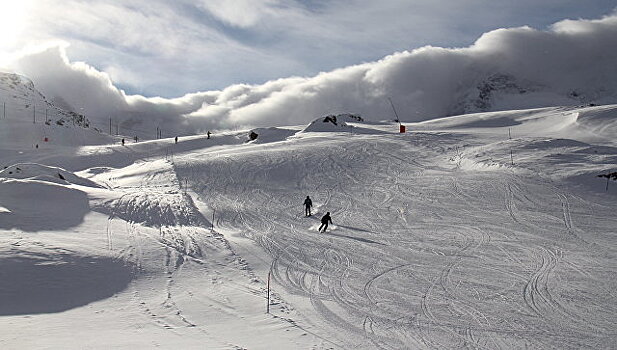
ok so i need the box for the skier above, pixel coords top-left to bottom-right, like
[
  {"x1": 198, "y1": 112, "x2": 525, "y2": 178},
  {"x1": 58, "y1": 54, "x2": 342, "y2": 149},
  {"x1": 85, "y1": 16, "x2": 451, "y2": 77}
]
[
  {"x1": 121, "y1": 138, "x2": 125, "y2": 146},
  {"x1": 303, "y1": 195, "x2": 313, "y2": 216},
  {"x1": 319, "y1": 212, "x2": 332, "y2": 233},
  {"x1": 175, "y1": 136, "x2": 178, "y2": 144},
  {"x1": 207, "y1": 131, "x2": 211, "y2": 139}
]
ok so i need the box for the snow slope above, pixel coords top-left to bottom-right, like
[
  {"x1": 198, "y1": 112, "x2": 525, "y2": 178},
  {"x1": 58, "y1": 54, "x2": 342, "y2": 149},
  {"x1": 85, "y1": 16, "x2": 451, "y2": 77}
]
[
  {"x1": 0, "y1": 104, "x2": 616, "y2": 349},
  {"x1": 0, "y1": 72, "x2": 113, "y2": 151}
]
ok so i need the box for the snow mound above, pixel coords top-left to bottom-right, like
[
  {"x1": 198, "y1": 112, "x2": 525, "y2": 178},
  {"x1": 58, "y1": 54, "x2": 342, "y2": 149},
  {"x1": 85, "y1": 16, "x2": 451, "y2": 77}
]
[
  {"x1": 245, "y1": 127, "x2": 298, "y2": 143},
  {"x1": 95, "y1": 191, "x2": 207, "y2": 227},
  {"x1": 302, "y1": 114, "x2": 362, "y2": 132},
  {"x1": 575, "y1": 105, "x2": 617, "y2": 138},
  {"x1": 0, "y1": 163, "x2": 102, "y2": 188},
  {"x1": 0, "y1": 179, "x2": 90, "y2": 231}
]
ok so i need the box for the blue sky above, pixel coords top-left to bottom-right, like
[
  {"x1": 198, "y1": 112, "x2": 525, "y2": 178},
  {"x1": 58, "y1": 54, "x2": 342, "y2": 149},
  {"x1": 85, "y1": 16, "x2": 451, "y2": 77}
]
[{"x1": 1, "y1": 0, "x2": 616, "y2": 98}]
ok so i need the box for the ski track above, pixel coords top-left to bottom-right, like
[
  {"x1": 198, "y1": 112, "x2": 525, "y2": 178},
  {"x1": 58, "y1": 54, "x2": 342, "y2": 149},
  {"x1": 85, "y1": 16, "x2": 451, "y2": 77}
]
[
  {"x1": 8, "y1": 128, "x2": 613, "y2": 348},
  {"x1": 173, "y1": 132, "x2": 617, "y2": 349}
]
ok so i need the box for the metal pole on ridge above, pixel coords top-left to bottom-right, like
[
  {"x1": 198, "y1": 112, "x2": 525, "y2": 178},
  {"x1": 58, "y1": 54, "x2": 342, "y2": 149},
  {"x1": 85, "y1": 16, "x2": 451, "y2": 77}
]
[
  {"x1": 389, "y1": 97, "x2": 406, "y2": 133},
  {"x1": 266, "y1": 271, "x2": 271, "y2": 314},
  {"x1": 388, "y1": 97, "x2": 400, "y2": 124}
]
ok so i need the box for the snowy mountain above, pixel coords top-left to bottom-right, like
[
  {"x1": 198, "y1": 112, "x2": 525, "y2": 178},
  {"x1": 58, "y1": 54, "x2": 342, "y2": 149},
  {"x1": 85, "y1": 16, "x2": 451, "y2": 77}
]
[
  {"x1": 0, "y1": 98, "x2": 616, "y2": 348},
  {"x1": 448, "y1": 71, "x2": 614, "y2": 117},
  {"x1": 0, "y1": 72, "x2": 112, "y2": 149}
]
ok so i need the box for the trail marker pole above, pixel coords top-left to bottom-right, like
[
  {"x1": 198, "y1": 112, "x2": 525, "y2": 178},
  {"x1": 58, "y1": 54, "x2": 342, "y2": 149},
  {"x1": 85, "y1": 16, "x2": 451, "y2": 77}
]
[
  {"x1": 266, "y1": 271, "x2": 271, "y2": 314},
  {"x1": 211, "y1": 209, "x2": 215, "y2": 230},
  {"x1": 509, "y1": 128, "x2": 511, "y2": 139},
  {"x1": 510, "y1": 150, "x2": 514, "y2": 166}
]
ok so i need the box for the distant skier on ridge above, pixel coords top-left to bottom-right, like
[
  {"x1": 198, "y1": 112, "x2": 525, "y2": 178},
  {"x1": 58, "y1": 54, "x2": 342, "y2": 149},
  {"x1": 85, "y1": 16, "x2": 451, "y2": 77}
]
[
  {"x1": 304, "y1": 195, "x2": 313, "y2": 216},
  {"x1": 319, "y1": 212, "x2": 332, "y2": 233}
]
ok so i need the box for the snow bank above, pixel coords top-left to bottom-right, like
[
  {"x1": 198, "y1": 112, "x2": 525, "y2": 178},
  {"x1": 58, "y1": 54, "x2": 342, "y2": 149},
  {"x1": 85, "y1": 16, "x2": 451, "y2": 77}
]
[
  {"x1": 95, "y1": 192, "x2": 207, "y2": 227},
  {"x1": 575, "y1": 105, "x2": 617, "y2": 138},
  {"x1": 0, "y1": 179, "x2": 90, "y2": 231},
  {"x1": 0, "y1": 163, "x2": 102, "y2": 188},
  {"x1": 244, "y1": 127, "x2": 298, "y2": 143}
]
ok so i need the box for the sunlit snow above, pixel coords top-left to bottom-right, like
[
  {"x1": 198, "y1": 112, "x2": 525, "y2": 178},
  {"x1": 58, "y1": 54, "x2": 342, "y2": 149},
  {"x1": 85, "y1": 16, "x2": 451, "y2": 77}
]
[{"x1": 0, "y1": 73, "x2": 616, "y2": 349}]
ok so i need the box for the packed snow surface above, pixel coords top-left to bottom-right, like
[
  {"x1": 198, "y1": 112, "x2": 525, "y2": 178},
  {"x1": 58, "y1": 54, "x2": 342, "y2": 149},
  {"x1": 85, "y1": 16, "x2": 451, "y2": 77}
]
[{"x1": 0, "y1": 104, "x2": 616, "y2": 349}]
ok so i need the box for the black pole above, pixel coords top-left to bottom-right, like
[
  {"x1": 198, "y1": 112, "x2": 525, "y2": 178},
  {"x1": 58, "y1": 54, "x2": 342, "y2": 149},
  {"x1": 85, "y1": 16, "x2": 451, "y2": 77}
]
[
  {"x1": 266, "y1": 272, "x2": 271, "y2": 313},
  {"x1": 388, "y1": 97, "x2": 400, "y2": 124}
]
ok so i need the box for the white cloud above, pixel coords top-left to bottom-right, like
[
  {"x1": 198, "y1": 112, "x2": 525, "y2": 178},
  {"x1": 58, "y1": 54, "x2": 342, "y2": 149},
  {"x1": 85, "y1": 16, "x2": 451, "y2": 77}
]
[
  {"x1": 195, "y1": 0, "x2": 285, "y2": 28},
  {"x1": 5, "y1": 0, "x2": 616, "y2": 97},
  {"x1": 7, "y1": 14, "x2": 617, "y2": 137}
]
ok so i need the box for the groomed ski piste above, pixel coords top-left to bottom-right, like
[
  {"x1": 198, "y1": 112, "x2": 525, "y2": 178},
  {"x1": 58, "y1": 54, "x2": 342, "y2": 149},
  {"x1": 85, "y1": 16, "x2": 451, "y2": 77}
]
[{"x1": 1, "y1": 103, "x2": 616, "y2": 349}]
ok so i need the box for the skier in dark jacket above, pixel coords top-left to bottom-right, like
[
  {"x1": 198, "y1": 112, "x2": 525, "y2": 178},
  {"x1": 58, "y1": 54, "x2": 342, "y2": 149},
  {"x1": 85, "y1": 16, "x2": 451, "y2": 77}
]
[
  {"x1": 319, "y1": 212, "x2": 332, "y2": 232},
  {"x1": 304, "y1": 196, "x2": 313, "y2": 216}
]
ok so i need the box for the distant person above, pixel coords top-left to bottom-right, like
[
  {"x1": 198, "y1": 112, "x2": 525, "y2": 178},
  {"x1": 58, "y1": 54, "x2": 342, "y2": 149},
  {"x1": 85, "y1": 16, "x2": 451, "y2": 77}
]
[
  {"x1": 303, "y1": 196, "x2": 313, "y2": 216},
  {"x1": 319, "y1": 212, "x2": 332, "y2": 233},
  {"x1": 121, "y1": 138, "x2": 125, "y2": 146},
  {"x1": 134, "y1": 136, "x2": 138, "y2": 142},
  {"x1": 207, "y1": 131, "x2": 211, "y2": 139},
  {"x1": 175, "y1": 136, "x2": 178, "y2": 144}
]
